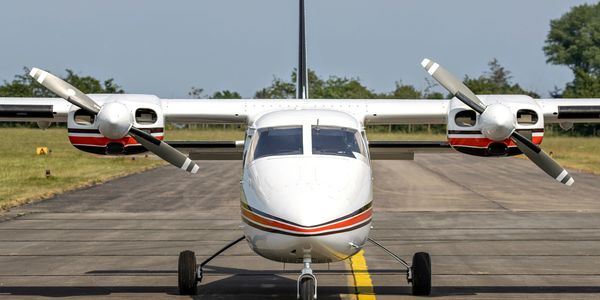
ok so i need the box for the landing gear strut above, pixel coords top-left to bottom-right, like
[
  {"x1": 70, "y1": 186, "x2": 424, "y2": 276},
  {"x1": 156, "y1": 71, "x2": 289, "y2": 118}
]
[
  {"x1": 297, "y1": 257, "x2": 317, "y2": 300},
  {"x1": 367, "y1": 238, "x2": 431, "y2": 296},
  {"x1": 178, "y1": 236, "x2": 245, "y2": 295}
]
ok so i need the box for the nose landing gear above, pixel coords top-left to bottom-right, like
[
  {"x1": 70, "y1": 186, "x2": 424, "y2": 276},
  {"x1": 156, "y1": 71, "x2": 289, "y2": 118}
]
[{"x1": 297, "y1": 257, "x2": 317, "y2": 300}]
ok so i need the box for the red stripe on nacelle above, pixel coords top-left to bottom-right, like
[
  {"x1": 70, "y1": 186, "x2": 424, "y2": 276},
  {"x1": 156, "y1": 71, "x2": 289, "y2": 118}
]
[
  {"x1": 68, "y1": 135, "x2": 164, "y2": 146},
  {"x1": 448, "y1": 136, "x2": 543, "y2": 148}
]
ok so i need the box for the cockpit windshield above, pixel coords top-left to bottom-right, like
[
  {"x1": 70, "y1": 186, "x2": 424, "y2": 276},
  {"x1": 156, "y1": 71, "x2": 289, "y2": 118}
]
[
  {"x1": 312, "y1": 126, "x2": 365, "y2": 158},
  {"x1": 251, "y1": 126, "x2": 303, "y2": 160}
]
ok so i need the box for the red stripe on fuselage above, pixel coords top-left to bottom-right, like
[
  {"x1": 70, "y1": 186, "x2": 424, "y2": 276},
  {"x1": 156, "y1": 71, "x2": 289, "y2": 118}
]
[{"x1": 241, "y1": 206, "x2": 372, "y2": 234}]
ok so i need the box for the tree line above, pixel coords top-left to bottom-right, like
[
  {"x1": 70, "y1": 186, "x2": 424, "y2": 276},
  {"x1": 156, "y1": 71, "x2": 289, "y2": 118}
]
[{"x1": 1, "y1": 3, "x2": 599, "y2": 135}]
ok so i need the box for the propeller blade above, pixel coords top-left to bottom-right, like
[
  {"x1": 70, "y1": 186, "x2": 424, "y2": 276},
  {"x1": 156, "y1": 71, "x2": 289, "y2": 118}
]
[
  {"x1": 29, "y1": 68, "x2": 101, "y2": 114},
  {"x1": 510, "y1": 132, "x2": 573, "y2": 186},
  {"x1": 421, "y1": 59, "x2": 486, "y2": 114},
  {"x1": 129, "y1": 127, "x2": 199, "y2": 174}
]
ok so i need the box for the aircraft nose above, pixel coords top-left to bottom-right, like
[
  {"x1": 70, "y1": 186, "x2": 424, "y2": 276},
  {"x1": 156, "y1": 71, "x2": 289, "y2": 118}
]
[{"x1": 246, "y1": 156, "x2": 372, "y2": 227}]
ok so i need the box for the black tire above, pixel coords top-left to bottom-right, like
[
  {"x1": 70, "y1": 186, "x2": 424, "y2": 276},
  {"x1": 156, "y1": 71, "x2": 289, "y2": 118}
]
[
  {"x1": 411, "y1": 252, "x2": 431, "y2": 296},
  {"x1": 299, "y1": 276, "x2": 315, "y2": 300},
  {"x1": 178, "y1": 250, "x2": 198, "y2": 295}
]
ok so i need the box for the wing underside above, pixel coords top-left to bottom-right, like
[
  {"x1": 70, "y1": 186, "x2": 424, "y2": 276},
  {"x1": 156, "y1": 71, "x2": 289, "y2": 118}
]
[{"x1": 167, "y1": 141, "x2": 245, "y2": 160}]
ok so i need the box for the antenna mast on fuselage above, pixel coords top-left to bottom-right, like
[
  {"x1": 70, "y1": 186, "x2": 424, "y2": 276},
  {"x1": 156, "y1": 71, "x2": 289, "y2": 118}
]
[{"x1": 297, "y1": 0, "x2": 309, "y2": 100}]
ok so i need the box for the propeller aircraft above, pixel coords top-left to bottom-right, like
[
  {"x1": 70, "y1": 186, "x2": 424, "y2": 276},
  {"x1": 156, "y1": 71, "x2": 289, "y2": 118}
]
[{"x1": 1, "y1": 1, "x2": 600, "y2": 298}]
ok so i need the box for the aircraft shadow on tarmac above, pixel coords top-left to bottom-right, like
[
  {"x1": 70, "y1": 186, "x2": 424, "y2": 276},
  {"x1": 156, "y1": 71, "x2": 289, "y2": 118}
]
[{"x1": 1, "y1": 265, "x2": 600, "y2": 298}]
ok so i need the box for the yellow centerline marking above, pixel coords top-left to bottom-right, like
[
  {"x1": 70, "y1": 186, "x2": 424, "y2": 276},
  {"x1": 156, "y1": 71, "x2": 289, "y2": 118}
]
[{"x1": 348, "y1": 250, "x2": 376, "y2": 300}]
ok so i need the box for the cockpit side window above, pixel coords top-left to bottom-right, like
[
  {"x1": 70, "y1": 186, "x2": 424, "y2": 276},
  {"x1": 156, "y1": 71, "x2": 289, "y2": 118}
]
[
  {"x1": 251, "y1": 126, "x2": 303, "y2": 161},
  {"x1": 311, "y1": 126, "x2": 365, "y2": 158}
]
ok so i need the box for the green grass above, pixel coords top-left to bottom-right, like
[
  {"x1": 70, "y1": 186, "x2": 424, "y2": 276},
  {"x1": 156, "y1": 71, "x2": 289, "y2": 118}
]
[
  {"x1": 1, "y1": 127, "x2": 598, "y2": 210},
  {"x1": 0, "y1": 127, "x2": 246, "y2": 210},
  {"x1": 536, "y1": 136, "x2": 600, "y2": 175},
  {"x1": 0, "y1": 128, "x2": 164, "y2": 209},
  {"x1": 366, "y1": 131, "x2": 600, "y2": 175}
]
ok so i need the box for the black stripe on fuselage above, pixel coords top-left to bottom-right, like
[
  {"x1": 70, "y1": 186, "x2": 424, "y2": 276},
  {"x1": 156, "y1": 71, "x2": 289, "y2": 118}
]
[{"x1": 240, "y1": 202, "x2": 372, "y2": 229}]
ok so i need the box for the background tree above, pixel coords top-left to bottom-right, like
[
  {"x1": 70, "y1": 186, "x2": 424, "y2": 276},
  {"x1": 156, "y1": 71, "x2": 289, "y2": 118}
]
[
  {"x1": 385, "y1": 82, "x2": 422, "y2": 99},
  {"x1": 188, "y1": 87, "x2": 206, "y2": 99},
  {"x1": 463, "y1": 59, "x2": 540, "y2": 98},
  {"x1": 544, "y1": 3, "x2": 600, "y2": 135},
  {"x1": 544, "y1": 3, "x2": 600, "y2": 75},
  {"x1": 0, "y1": 68, "x2": 123, "y2": 97},
  {"x1": 254, "y1": 76, "x2": 295, "y2": 99},
  {"x1": 211, "y1": 90, "x2": 242, "y2": 99},
  {"x1": 256, "y1": 68, "x2": 446, "y2": 100},
  {"x1": 315, "y1": 76, "x2": 374, "y2": 99},
  {"x1": 544, "y1": 3, "x2": 600, "y2": 98}
]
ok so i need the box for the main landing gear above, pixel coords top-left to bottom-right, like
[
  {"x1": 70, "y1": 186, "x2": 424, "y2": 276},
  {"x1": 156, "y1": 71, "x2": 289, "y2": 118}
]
[
  {"x1": 368, "y1": 238, "x2": 431, "y2": 296},
  {"x1": 178, "y1": 236, "x2": 245, "y2": 295}
]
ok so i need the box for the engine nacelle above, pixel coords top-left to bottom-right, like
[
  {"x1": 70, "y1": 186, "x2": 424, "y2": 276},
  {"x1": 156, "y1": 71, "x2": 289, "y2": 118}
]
[
  {"x1": 67, "y1": 94, "x2": 164, "y2": 155},
  {"x1": 447, "y1": 95, "x2": 544, "y2": 157}
]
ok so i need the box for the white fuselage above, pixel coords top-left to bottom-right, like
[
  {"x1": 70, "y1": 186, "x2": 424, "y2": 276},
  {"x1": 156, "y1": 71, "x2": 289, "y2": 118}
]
[{"x1": 240, "y1": 109, "x2": 373, "y2": 263}]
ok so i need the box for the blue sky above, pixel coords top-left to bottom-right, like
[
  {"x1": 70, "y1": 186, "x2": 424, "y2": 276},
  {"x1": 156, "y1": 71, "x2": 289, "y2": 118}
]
[{"x1": 0, "y1": 0, "x2": 596, "y2": 98}]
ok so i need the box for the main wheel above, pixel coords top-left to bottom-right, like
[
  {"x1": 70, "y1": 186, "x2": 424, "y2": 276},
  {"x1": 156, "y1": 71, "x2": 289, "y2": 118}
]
[
  {"x1": 178, "y1": 250, "x2": 198, "y2": 295},
  {"x1": 411, "y1": 252, "x2": 431, "y2": 296},
  {"x1": 299, "y1": 276, "x2": 315, "y2": 300}
]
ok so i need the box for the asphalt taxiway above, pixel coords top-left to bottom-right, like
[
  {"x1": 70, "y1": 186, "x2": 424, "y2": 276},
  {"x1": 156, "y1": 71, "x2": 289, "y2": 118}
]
[{"x1": 1, "y1": 154, "x2": 600, "y2": 299}]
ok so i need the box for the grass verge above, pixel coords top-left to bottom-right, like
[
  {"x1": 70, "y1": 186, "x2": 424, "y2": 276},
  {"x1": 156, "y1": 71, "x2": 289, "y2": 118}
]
[
  {"x1": 0, "y1": 128, "x2": 244, "y2": 210},
  {"x1": 367, "y1": 131, "x2": 600, "y2": 175}
]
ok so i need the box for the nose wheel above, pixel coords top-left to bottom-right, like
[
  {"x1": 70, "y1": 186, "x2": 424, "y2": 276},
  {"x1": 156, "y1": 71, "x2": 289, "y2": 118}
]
[
  {"x1": 297, "y1": 257, "x2": 317, "y2": 300},
  {"x1": 299, "y1": 275, "x2": 316, "y2": 300}
]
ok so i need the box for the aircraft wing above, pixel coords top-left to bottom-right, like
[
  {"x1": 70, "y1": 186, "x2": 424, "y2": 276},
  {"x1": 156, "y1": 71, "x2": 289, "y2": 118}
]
[
  {"x1": 3, "y1": 96, "x2": 600, "y2": 125},
  {"x1": 539, "y1": 98, "x2": 600, "y2": 124},
  {"x1": 160, "y1": 98, "x2": 450, "y2": 124},
  {"x1": 0, "y1": 97, "x2": 71, "y2": 122},
  {"x1": 0, "y1": 96, "x2": 452, "y2": 124},
  {"x1": 159, "y1": 97, "x2": 600, "y2": 125}
]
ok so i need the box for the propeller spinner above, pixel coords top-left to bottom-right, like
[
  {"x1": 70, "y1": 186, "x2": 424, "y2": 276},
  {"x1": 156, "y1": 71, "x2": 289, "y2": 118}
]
[
  {"x1": 29, "y1": 68, "x2": 199, "y2": 174},
  {"x1": 421, "y1": 59, "x2": 573, "y2": 186}
]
